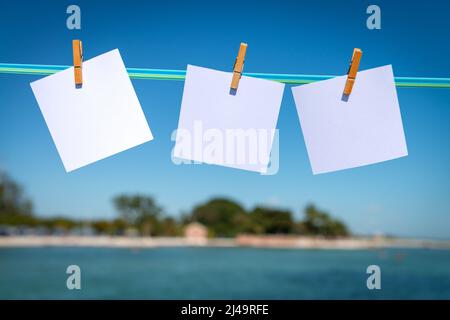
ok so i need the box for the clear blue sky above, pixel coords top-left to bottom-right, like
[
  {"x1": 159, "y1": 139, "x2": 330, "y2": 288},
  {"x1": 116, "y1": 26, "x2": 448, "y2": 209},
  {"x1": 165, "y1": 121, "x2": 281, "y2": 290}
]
[{"x1": 1, "y1": 0, "x2": 449, "y2": 239}]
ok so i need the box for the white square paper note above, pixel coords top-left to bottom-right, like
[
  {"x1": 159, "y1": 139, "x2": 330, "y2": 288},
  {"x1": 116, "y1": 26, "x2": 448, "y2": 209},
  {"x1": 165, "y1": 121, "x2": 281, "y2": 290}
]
[
  {"x1": 173, "y1": 65, "x2": 285, "y2": 173},
  {"x1": 31, "y1": 49, "x2": 153, "y2": 172},
  {"x1": 291, "y1": 65, "x2": 407, "y2": 174}
]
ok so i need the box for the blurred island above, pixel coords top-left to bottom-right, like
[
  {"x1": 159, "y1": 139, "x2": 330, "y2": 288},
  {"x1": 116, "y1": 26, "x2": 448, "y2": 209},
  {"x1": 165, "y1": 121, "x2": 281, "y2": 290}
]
[
  {"x1": 0, "y1": 170, "x2": 349, "y2": 238},
  {"x1": 1, "y1": 171, "x2": 449, "y2": 249}
]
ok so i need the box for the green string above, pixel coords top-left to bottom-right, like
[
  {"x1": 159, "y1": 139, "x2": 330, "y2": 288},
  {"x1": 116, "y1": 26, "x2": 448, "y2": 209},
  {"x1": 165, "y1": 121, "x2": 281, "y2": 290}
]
[{"x1": 1, "y1": 63, "x2": 450, "y2": 88}]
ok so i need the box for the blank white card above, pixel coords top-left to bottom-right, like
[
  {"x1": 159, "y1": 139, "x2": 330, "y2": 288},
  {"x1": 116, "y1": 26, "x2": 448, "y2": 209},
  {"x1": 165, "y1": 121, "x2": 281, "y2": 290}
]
[
  {"x1": 174, "y1": 65, "x2": 285, "y2": 173},
  {"x1": 31, "y1": 49, "x2": 153, "y2": 172},
  {"x1": 292, "y1": 65, "x2": 408, "y2": 174}
]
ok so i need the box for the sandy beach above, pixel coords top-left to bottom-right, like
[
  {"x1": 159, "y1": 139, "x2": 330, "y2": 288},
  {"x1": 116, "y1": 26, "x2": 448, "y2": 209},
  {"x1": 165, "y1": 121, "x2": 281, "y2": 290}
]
[{"x1": 1, "y1": 235, "x2": 449, "y2": 250}]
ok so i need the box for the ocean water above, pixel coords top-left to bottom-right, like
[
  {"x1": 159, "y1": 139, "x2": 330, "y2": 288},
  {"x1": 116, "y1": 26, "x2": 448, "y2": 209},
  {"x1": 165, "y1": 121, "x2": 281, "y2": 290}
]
[{"x1": 0, "y1": 247, "x2": 449, "y2": 299}]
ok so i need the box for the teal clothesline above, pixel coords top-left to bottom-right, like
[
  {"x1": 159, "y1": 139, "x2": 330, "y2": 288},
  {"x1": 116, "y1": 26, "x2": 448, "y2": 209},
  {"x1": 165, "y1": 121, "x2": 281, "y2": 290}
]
[{"x1": 1, "y1": 63, "x2": 450, "y2": 88}]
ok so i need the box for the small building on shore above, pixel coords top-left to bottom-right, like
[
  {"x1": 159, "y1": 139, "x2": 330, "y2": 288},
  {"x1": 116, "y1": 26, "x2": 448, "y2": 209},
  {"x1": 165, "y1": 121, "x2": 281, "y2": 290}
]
[{"x1": 184, "y1": 222, "x2": 208, "y2": 242}]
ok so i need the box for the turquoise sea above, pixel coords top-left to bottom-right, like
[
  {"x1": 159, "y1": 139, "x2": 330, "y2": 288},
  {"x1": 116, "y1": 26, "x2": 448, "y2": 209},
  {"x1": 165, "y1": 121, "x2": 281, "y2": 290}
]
[{"x1": 0, "y1": 247, "x2": 450, "y2": 299}]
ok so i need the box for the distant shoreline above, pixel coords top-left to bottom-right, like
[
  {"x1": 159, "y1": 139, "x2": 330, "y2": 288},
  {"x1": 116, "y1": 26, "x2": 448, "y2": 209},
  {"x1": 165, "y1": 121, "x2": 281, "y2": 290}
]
[{"x1": 1, "y1": 235, "x2": 450, "y2": 250}]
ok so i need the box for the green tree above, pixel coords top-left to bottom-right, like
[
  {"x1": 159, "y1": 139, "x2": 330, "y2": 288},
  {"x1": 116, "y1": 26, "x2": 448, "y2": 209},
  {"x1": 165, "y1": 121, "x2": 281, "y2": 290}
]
[
  {"x1": 248, "y1": 207, "x2": 294, "y2": 234},
  {"x1": 0, "y1": 171, "x2": 37, "y2": 226},
  {"x1": 0, "y1": 171, "x2": 33, "y2": 216},
  {"x1": 189, "y1": 198, "x2": 248, "y2": 237},
  {"x1": 91, "y1": 218, "x2": 127, "y2": 235},
  {"x1": 158, "y1": 217, "x2": 183, "y2": 236},
  {"x1": 111, "y1": 218, "x2": 127, "y2": 235},
  {"x1": 91, "y1": 220, "x2": 113, "y2": 235},
  {"x1": 41, "y1": 217, "x2": 79, "y2": 231},
  {"x1": 299, "y1": 205, "x2": 349, "y2": 237},
  {"x1": 113, "y1": 194, "x2": 163, "y2": 236}
]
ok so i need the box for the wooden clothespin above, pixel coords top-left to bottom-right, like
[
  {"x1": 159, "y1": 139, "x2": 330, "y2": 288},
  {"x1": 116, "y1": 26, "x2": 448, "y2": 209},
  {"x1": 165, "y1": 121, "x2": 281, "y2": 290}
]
[
  {"x1": 230, "y1": 43, "x2": 248, "y2": 91},
  {"x1": 343, "y1": 48, "x2": 362, "y2": 96},
  {"x1": 72, "y1": 40, "x2": 83, "y2": 87}
]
